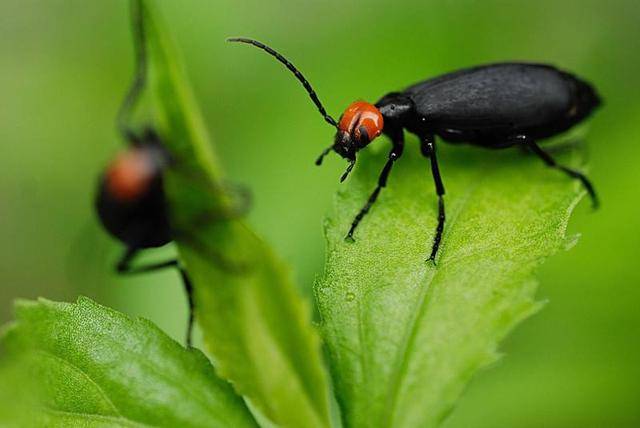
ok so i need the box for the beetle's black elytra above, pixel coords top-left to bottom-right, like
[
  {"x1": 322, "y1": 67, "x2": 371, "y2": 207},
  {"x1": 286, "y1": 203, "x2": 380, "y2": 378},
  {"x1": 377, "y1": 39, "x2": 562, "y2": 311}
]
[{"x1": 229, "y1": 38, "x2": 600, "y2": 262}]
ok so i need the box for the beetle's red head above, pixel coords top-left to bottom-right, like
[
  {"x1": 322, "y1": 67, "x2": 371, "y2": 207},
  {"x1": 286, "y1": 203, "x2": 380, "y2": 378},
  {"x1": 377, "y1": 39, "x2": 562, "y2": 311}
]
[{"x1": 333, "y1": 101, "x2": 384, "y2": 160}]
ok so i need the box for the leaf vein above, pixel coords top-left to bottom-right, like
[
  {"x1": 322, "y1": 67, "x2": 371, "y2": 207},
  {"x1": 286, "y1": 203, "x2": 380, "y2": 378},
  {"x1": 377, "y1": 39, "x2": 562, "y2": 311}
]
[
  {"x1": 35, "y1": 349, "x2": 123, "y2": 417},
  {"x1": 41, "y1": 407, "x2": 154, "y2": 427}
]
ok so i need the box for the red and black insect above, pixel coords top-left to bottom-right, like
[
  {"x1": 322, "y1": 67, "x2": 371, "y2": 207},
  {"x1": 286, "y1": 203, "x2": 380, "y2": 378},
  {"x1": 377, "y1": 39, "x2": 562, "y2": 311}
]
[
  {"x1": 228, "y1": 38, "x2": 600, "y2": 262},
  {"x1": 96, "y1": 3, "x2": 247, "y2": 346}
]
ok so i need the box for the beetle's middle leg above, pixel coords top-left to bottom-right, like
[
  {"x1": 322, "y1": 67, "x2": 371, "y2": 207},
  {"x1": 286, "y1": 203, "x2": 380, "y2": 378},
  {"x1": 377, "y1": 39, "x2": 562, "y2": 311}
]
[
  {"x1": 116, "y1": 247, "x2": 195, "y2": 347},
  {"x1": 345, "y1": 131, "x2": 404, "y2": 241},
  {"x1": 515, "y1": 134, "x2": 599, "y2": 208},
  {"x1": 420, "y1": 134, "x2": 446, "y2": 263}
]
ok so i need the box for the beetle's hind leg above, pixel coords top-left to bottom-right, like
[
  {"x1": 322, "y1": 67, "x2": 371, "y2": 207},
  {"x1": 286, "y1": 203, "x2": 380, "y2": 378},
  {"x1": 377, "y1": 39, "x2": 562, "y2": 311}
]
[
  {"x1": 420, "y1": 134, "x2": 446, "y2": 264},
  {"x1": 116, "y1": 247, "x2": 195, "y2": 347},
  {"x1": 186, "y1": 181, "x2": 252, "y2": 227},
  {"x1": 516, "y1": 135, "x2": 599, "y2": 208},
  {"x1": 345, "y1": 131, "x2": 404, "y2": 241},
  {"x1": 167, "y1": 183, "x2": 253, "y2": 274}
]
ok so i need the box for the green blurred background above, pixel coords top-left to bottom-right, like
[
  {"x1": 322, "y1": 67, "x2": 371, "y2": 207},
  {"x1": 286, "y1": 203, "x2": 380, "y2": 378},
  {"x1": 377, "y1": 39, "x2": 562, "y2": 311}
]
[{"x1": 1, "y1": 0, "x2": 638, "y2": 426}]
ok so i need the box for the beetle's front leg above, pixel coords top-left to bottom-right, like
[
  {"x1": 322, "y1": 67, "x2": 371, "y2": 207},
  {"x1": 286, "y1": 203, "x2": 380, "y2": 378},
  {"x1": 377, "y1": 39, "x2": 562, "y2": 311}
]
[
  {"x1": 345, "y1": 128, "x2": 404, "y2": 241},
  {"x1": 420, "y1": 134, "x2": 446, "y2": 263}
]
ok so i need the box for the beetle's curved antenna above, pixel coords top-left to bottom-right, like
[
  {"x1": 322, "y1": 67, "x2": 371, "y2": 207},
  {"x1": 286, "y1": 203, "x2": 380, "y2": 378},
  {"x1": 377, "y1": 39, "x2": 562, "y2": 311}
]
[
  {"x1": 227, "y1": 37, "x2": 338, "y2": 129},
  {"x1": 117, "y1": 0, "x2": 147, "y2": 143}
]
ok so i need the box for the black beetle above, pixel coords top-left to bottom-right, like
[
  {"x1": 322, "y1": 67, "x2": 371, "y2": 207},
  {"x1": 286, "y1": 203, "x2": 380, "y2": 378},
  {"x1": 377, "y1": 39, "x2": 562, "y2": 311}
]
[
  {"x1": 228, "y1": 38, "x2": 600, "y2": 262},
  {"x1": 96, "y1": 3, "x2": 248, "y2": 346}
]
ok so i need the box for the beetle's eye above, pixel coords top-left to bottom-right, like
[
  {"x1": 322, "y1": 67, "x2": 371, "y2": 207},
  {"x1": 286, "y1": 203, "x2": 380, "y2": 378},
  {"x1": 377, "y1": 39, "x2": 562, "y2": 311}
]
[{"x1": 356, "y1": 125, "x2": 370, "y2": 145}]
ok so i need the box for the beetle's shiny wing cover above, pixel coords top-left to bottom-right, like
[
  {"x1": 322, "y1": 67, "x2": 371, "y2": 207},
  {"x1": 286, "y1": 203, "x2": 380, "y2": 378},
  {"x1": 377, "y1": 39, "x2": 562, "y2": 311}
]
[{"x1": 404, "y1": 63, "x2": 595, "y2": 133}]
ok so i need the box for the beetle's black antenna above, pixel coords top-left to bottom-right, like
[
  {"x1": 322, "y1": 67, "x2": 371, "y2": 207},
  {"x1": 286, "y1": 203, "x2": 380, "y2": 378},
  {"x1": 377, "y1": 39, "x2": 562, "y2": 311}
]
[
  {"x1": 227, "y1": 37, "x2": 338, "y2": 129},
  {"x1": 117, "y1": 0, "x2": 147, "y2": 142}
]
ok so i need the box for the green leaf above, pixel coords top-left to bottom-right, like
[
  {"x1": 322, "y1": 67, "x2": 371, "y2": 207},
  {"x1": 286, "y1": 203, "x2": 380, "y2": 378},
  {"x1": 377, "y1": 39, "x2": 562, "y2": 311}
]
[
  {"x1": 137, "y1": 2, "x2": 333, "y2": 427},
  {"x1": 315, "y1": 142, "x2": 587, "y2": 427},
  {"x1": 0, "y1": 297, "x2": 257, "y2": 428}
]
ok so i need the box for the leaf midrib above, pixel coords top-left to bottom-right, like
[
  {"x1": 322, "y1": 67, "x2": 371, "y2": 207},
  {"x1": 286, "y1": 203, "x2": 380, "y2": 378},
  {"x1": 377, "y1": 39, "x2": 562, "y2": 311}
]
[{"x1": 381, "y1": 161, "x2": 492, "y2": 428}]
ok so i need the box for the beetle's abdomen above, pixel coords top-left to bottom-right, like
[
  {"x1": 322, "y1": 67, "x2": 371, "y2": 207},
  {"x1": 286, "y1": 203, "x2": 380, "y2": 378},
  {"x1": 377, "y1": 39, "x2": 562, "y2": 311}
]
[{"x1": 405, "y1": 63, "x2": 600, "y2": 137}]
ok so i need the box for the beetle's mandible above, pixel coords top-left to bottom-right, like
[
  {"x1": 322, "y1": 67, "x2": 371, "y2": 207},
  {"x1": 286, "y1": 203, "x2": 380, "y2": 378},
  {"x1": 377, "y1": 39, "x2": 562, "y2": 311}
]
[{"x1": 229, "y1": 37, "x2": 600, "y2": 262}]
